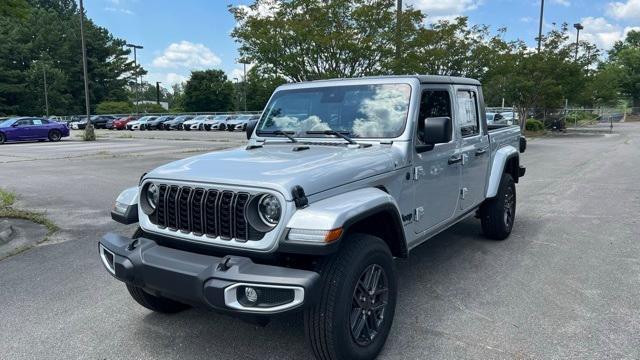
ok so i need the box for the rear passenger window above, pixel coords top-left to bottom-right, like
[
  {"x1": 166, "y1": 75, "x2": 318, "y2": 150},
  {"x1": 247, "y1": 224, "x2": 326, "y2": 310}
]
[
  {"x1": 33, "y1": 119, "x2": 43, "y2": 125},
  {"x1": 456, "y1": 90, "x2": 479, "y2": 137}
]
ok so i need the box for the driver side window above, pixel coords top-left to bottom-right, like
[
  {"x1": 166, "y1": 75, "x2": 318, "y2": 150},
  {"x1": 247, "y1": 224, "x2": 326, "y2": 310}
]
[{"x1": 417, "y1": 90, "x2": 452, "y2": 145}]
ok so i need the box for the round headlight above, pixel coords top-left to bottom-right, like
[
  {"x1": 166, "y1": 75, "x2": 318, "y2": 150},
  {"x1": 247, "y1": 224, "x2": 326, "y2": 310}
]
[
  {"x1": 146, "y1": 183, "x2": 159, "y2": 210},
  {"x1": 257, "y1": 194, "x2": 281, "y2": 226}
]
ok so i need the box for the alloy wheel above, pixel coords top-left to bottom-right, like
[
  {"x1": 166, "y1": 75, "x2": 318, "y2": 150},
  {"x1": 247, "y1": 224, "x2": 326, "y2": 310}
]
[{"x1": 350, "y1": 264, "x2": 389, "y2": 346}]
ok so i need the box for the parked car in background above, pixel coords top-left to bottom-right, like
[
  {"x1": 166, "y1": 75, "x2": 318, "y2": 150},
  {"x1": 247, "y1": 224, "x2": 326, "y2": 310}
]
[
  {"x1": 0, "y1": 117, "x2": 69, "y2": 144},
  {"x1": 146, "y1": 115, "x2": 174, "y2": 130},
  {"x1": 72, "y1": 115, "x2": 116, "y2": 130},
  {"x1": 111, "y1": 116, "x2": 138, "y2": 130},
  {"x1": 126, "y1": 116, "x2": 158, "y2": 131},
  {"x1": 182, "y1": 115, "x2": 214, "y2": 131},
  {"x1": 227, "y1": 114, "x2": 260, "y2": 132},
  {"x1": 163, "y1": 115, "x2": 194, "y2": 130},
  {"x1": 203, "y1": 114, "x2": 235, "y2": 131},
  {"x1": 499, "y1": 112, "x2": 516, "y2": 125}
]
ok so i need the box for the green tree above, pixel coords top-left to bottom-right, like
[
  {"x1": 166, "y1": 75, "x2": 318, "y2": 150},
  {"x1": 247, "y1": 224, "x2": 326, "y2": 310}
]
[
  {"x1": 182, "y1": 69, "x2": 234, "y2": 112},
  {"x1": 230, "y1": 0, "x2": 423, "y2": 80},
  {"x1": 243, "y1": 67, "x2": 286, "y2": 111},
  {"x1": 0, "y1": 0, "x2": 144, "y2": 116},
  {"x1": 608, "y1": 30, "x2": 640, "y2": 112},
  {"x1": 96, "y1": 101, "x2": 133, "y2": 114}
]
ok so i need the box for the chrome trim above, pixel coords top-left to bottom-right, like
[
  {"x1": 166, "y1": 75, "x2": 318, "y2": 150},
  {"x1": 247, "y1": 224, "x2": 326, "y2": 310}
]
[
  {"x1": 223, "y1": 283, "x2": 304, "y2": 313},
  {"x1": 99, "y1": 244, "x2": 115, "y2": 275}
]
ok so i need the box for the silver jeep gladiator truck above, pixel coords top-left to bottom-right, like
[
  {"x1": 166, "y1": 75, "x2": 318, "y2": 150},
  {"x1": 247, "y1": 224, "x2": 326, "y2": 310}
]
[{"x1": 100, "y1": 75, "x2": 526, "y2": 360}]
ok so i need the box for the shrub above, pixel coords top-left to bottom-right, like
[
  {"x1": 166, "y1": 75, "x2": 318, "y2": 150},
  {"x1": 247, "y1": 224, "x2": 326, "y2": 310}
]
[
  {"x1": 96, "y1": 101, "x2": 133, "y2": 114},
  {"x1": 138, "y1": 103, "x2": 167, "y2": 113},
  {"x1": 525, "y1": 119, "x2": 545, "y2": 132}
]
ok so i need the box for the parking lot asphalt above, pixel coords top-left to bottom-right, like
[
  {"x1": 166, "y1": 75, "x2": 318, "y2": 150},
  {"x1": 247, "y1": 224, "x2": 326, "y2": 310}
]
[{"x1": 1, "y1": 125, "x2": 639, "y2": 359}]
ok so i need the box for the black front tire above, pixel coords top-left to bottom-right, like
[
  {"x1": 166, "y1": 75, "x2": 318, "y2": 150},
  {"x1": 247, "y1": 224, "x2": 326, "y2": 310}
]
[
  {"x1": 48, "y1": 129, "x2": 62, "y2": 142},
  {"x1": 304, "y1": 234, "x2": 397, "y2": 360},
  {"x1": 126, "y1": 284, "x2": 190, "y2": 313},
  {"x1": 0, "y1": 132, "x2": 5, "y2": 144},
  {"x1": 480, "y1": 173, "x2": 516, "y2": 240}
]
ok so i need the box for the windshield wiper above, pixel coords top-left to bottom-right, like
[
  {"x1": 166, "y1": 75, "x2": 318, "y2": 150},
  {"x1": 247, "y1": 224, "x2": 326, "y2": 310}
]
[
  {"x1": 306, "y1": 130, "x2": 357, "y2": 145},
  {"x1": 258, "y1": 130, "x2": 298, "y2": 143}
]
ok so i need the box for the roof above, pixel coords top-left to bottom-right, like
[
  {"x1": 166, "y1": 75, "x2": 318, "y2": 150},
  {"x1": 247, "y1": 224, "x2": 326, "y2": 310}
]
[{"x1": 308, "y1": 75, "x2": 481, "y2": 86}]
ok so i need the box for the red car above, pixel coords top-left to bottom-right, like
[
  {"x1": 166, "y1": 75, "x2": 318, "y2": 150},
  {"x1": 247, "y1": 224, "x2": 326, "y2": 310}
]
[{"x1": 111, "y1": 116, "x2": 138, "y2": 130}]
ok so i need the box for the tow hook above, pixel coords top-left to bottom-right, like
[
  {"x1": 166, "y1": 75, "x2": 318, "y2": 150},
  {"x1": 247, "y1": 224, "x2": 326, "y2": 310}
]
[
  {"x1": 217, "y1": 256, "x2": 232, "y2": 271},
  {"x1": 127, "y1": 239, "x2": 139, "y2": 251}
]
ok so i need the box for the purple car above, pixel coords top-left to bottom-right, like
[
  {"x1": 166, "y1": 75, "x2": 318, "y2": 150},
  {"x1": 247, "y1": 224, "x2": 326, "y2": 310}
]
[{"x1": 0, "y1": 117, "x2": 70, "y2": 144}]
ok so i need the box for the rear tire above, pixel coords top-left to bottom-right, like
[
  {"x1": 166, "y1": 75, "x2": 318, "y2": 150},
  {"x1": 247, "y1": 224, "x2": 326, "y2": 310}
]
[
  {"x1": 218, "y1": 124, "x2": 226, "y2": 131},
  {"x1": 126, "y1": 284, "x2": 190, "y2": 313},
  {"x1": 48, "y1": 129, "x2": 62, "y2": 142},
  {"x1": 304, "y1": 234, "x2": 397, "y2": 360},
  {"x1": 480, "y1": 173, "x2": 516, "y2": 240}
]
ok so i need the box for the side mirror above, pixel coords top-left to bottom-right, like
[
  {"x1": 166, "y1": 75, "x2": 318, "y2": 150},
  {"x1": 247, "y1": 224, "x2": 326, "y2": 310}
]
[
  {"x1": 246, "y1": 120, "x2": 258, "y2": 140},
  {"x1": 416, "y1": 117, "x2": 452, "y2": 153}
]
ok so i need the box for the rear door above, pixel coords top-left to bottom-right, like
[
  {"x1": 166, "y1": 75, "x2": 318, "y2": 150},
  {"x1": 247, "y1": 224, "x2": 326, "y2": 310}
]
[
  {"x1": 31, "y1": 119, "x2": 49, "y2": 138},
  {"x1": 454, "y1": 87, "x2": 490, "y2": 211},
  {"x1": 413, "y1": 87, "x2": 461, "y2": 236}
]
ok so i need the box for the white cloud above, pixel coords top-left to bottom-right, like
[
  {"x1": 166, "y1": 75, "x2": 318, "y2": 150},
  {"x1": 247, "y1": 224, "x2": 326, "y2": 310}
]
[
  {"x1": 228, "y1": 63, "x2": 255, "y2": 82},
  {"x1": 104, "y1": 7, "x2": 133, "y2": 15},
  {"x1": 579, "y1": 17, "x2": 634, "y2": 50},
  {"x1": 607, "y1": 0, "x2": 640, "y2": 19},
  {"x1": 152, "y1": 41, "x2": 222, "y2": 69},
  {"x1": 520, "y1": 16, "x2": 533, "y2": 23},
  {"x1": 552, "y1": 0, "x2": 571, "y2": 6},
  {"x1": 407, "y1": 0, "x2": 480, "y2": 22},
  {"x1": 235, "y1": 0, "x2": 280, "y2": 19},
  {"x1": 145, "y1": 72, "x2": 189, "y2": 90}
]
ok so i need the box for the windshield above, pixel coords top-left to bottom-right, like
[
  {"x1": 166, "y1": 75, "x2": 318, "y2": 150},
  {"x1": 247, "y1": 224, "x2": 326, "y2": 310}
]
[
  {"x1": 257, "y1": 84, "x2": 411, "y2": 138},
  {"x1": 237, "y1": 115, "x2": 253, "y2": 120},
  {"x1": 213, "y1": 115, "x2": 227, "y2": 120},
  {"x1": 0, "y1": 118, "x2": 15, "y2": 127},
  {"x1": 192, "y1": 115, "x2": 208, "y2": 121}
]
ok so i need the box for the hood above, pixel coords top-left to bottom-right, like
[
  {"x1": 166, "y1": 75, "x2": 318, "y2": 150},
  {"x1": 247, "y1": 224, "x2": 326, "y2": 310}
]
[{"x1": 146, "y1": 143, "x2": 402, "y2": 200}]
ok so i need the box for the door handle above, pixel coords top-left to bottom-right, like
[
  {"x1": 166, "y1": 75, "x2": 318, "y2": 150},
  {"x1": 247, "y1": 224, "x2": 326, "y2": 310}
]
[
  {"x1": 475, "y1": 147, "x2": 488, "y2": 156},
  {"x1": 448, "y1": 155, "x2": 463, "y2": 165}
]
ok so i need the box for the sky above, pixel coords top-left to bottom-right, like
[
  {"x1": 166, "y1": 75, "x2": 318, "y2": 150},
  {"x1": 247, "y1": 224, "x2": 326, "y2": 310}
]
[{"x1": 87, "y1": 0, "x2": 640, "y2": 91}]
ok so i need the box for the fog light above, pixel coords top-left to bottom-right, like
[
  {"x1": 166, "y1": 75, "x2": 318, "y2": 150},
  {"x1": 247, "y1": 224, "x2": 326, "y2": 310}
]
[{"x1": 245, "y1": 287, "x2": 258, "y2": 304}]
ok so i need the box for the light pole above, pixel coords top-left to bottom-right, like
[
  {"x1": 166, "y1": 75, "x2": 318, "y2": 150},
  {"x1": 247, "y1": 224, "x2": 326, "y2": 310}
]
[
  {"x1": 79, "y1": 0, "x2": 93, "y2": 140},
  {"x1": 396, "y1": 0, "x2": 403, "y2": 72},
  {"x1": 126, "y1": 43, "x2": 143, "y2": 113},
  {"x1": 41, "y1": 60, "x2": 49, "y2": 117},
  {"x1": 242, "y1": 62, "x2": 247, "y2": 111},
  {"x1": 233, "y1": 77, "x2": 240, "y2": 110},
  {"x1": 156, "y1": 81, "x2": 161, "y2": 105},
  {"x1": 573, "y1": 23, "x2": 583, "y2": 61},
  {"x1": 537, "y1": 0, "x2": 545, "y2": 53}
]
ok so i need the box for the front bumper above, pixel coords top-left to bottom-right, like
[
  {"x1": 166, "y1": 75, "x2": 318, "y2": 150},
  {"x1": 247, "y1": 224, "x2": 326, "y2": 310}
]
[{"x1": 99, "y1": 233, "x2": 320, "y2": 314}]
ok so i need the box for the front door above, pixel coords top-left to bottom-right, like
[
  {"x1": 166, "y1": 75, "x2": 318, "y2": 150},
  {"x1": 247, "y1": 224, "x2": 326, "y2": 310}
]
[
  {"x1": 413, "y1": 88, "x2": 461, "y2": 236},
  {"x1": 12, "y1": 119, "x2": 34, "y2": 140},
  {"x1": 455, "y1": 88, "x2": 490, "y2": 211}
]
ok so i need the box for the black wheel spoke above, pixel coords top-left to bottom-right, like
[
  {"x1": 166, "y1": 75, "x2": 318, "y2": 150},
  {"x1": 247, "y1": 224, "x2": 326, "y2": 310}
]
[{"x1": 350, "y1": 263, "x2": 389, "y2": 346}]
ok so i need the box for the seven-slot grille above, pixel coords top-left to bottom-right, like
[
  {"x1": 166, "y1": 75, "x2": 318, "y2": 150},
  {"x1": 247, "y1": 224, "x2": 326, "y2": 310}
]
[{"x1": 152, "y1": 184, "x2": 261, "y2": 242}]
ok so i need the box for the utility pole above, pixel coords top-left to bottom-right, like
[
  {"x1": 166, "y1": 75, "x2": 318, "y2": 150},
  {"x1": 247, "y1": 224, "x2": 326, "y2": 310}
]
[
  {"x1": 395, "y1": 0, "x2": 403, "y2": 72},
  {"x1": 79, "y1": 0, "x2": 94, "y2": 140},
  {"x1": 537, "y1": 0, "x2": 545, "y2": 53},
  {"x1": 243, "y1": 62, "x2": 247, "y2": 111},
  {"x1": 573, "y1": 23, "x2": 583, "y2": 61},
  {"x1": 126, "y1": 43, "x2": 144, "y2": 113},
  {"x1": 42, "y1": 61, "x2": 49, "y2": 117},
  {"x1": 156, "y1": 81, "x2": 161, "y2": 105}
]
